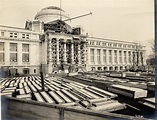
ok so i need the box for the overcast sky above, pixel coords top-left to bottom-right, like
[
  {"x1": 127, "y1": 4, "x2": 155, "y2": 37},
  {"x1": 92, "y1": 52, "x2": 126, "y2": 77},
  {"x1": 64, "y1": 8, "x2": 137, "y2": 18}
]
[{"x1": 0, "y1": 0, "x2": 154, "y2": 57}]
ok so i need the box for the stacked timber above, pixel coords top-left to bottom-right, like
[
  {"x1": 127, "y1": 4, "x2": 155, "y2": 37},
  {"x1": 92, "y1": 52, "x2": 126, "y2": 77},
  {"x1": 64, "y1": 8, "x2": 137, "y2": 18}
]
[
  {"x1": 1, "y1": 76, "x2": 127, "y2": 112},
  {"x1": 119, "y1": 82, "x2": 147, "y2": 90},
  {"x1": 108, "y1": 84, "x2": 147, "y2": 98},
  {"x1": 138, "y1": 97, "x2": 155, "y2": 110},
  {"x1": 147, "y1": 82, "x2": 155, "y2": 91}
]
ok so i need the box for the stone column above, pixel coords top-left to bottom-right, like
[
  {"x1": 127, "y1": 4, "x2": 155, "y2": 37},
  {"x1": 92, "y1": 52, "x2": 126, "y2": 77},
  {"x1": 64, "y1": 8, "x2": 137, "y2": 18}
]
[
  {"x1": 63, "y1": 40, "x2": 67, "y2": 64},
  {"x1": 88, "y1": 47, "x2": 90, "y2": 65},
  {"x1": 94, "y1": 48, "x2": 97, "y2": 65},
  {"x1": 112, "y1": 50, "x2": 114, "y2": 65},
  {"x1": 106, "y1": 49, "x2": 109, "y2": 65},
  {"x1": 56, "y1": 38, "x2": 60, "y2": 64},
  {"x1": 71, "y1": 41, "x2": 74, "y2": 64},
  {"x1": 83, "y1": 43, "x2": 87, "y2": 65},
  {"x1": 117, "y1": 50, "x2": 119, "y2": 65},
  {"x1": 48, "y1": 39, "x2": 52, "y2": 74},
  {"x1": 121, "y1": 50, "x2": 124, "y2": 65},
  {"x1": 100, "y1": 49, "x2": 103, "y2": 65},
  {"x1": 78, "y1": 43, "x2": 81, "y2": 64},
  {"x1": 126, "y1": 51, "x2": 128, "y2": 64}
]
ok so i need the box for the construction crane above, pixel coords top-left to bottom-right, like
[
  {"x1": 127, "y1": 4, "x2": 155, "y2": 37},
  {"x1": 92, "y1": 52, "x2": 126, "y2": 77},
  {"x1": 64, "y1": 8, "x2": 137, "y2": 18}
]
[{"x1": 63, "y1": 12, "x2": 92, "y2": 22}]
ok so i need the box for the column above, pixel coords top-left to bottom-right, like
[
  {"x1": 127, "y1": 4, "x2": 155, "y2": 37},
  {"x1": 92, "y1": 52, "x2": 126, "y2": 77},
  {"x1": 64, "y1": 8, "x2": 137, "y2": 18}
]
[
  {"x1": 100, "y1": 49, "x2": 103, "y2": 65},
  {"x1": 83, "y1": 43, "x2": 87, "y2": 65},
  {"x1": 63, "y1": 40, "x2": 67, "y2": 64},
  {"x1": 48, "y1": 39, "x2": 52, "y2": 74},
  {"x1": 56, "y1": 38, "x2": 59, "y2": 64},
  {"x1": 78, "y1": 43, "x2": 81, "y2": 64},
  {"x1": 117, "y1": 50, "x2": 119, "y2": 65},
  {"x1": 112, "y1": 50, "x2": 114, "y2": 65},
  {"x1": 121, "y1": 50, "x2": 124, "y2": 65},
  {"x1": 18, "y1": 43, "x2": 22, "y2": 65},
  {"x1": 5, "y1": 42, "x2": 10, "y2": 65},
  {"x1": 88, "y1": 47, "x2": 90, "y2": 65},
  {"x1": 106, "y1": 49, "x2": 109, "y2": 65},
  {"x1": 71, "y1": 42, "x2": 74, "y2": 64},
  {"x1": 94, "y1": 48, "x2": 97, "y2": 64},
  {"x1": 126, "y1": 51, "x2": 128, "y2": 65},
  {"x1": 131, "y1": 51, "x2": 133, "y2": 65}
]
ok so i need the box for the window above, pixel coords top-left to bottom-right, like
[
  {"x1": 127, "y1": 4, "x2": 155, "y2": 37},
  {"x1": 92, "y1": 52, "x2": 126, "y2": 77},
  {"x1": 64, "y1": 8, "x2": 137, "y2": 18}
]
[
  {"x1": 1, "y1": 32, "x2": 4, "y2": 36},
  {"x1": 90, "y1": 41, "x2": 94, "y2": 45},
  {"x1": 0, "y1": 42, "x2": 4, "y2": 51},
  {"x1": 10, "y1": 43, "x2": 17, "y2": 51},
  {"x1": 118, "y1": 44, "x2": 122, "y2": 48},
  {"x1": 26, "y1": 34, "x2": 29, "y2": 39},
  {"x1": 10, "y1": 53, "x2": 17, "y2": 62},
  {"x1": 97, "y1": 49, "x2": 101, "y2": 63},
  {"x1": 0, "y1": 42, "x2": 4, "y2": 62},
  {"x1": 114, "y1": 50, "x2": 117, "y2": 63},
  {"x1": 10, "y1": 33, "x2": 13, "y2": 37},
  {"x1": 109, "y1": 50, "x2": 112, "y2": 63},
  {"x1": 22, "y1": 44, "x2": 29, "y2": 52},
  {"x1": 119, "y1": 51, "x2": 122, "y2": 63},
  {"x1": 102, "y1": 42, "x2": 107, "y2": 46},
  {"x1": 10, "y1": 32, "x2": 18, "y2": 38},
  {"x1": 103, "y1": 50, "x2": 106, "y2": 63},
  {"x1": 0, "y1": 53, "x2": 4, "y2": 62},
  {"x1": 128, "y1": 52, "x2": 131, "y2": 63},
  {"x1": 14, "y1": 33, "x2": 17, "y2": 38},
  {"x1": 113, "y1": 43, "x2": 117, "y2": 47},
  {"x1": 90, "y1": 49, "x2": 94, "y2": 63},
  {"x1": 23, "y1": 68, "x2": 29, "y2": 74},
  {"x1": 96, "y1": 42, "x2": 100, "y2": 45},
  {"x1": 22, "y1": 53, "x2": 29, "y2": 62},
  {"x1": 22, "y1": 44, "x2": 29, "y2": 62},
  {"x1": 124, "y1": 51, "x2": 127, "y2": 63},
  {"x1": 108, "y1": 43, "x2": 112, "y2": 47},
  {"x1": 34, "y1": 69, "x2": 36, "y2": 73},
  {"x1": 10, "y1": 43, "x2": 17, "y2": 62},
  {"x1": 22, "y1": 34, "x2": 25, "y2": 38}
]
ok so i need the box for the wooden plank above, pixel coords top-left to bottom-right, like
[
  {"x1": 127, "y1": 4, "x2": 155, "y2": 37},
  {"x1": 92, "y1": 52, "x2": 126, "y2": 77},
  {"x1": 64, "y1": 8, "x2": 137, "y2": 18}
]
[
  {"x1": 49, "y1": 84, "x2": 60, "y2": 91},
  {"x1": 1, "y1": 92, "x2": 12, "y2": 96},
  {"x1": 16, "y1": 94, "x2": 31, "y2": 100},
  {"x1": 24, "y1": 86, "x2": 31, "y2": 94},
  {"x1": 90, "y1": 100, "x2": 126, "y2": 112},
  {"x1": 46, "y1": 85, "x2": 55, "y2": 91},
  {"x1": 61, "y1": 102, "x2": 76, "y2": 106},
  {"x1": 79, "y1": 89, "x2": 100, "y2": 99},
  {"x1": 75, "y1": 89, "x2": 93, "y2": 99},
  {"x1": 49, "y1": 91, "x2": 65, "y2": 103},
  {"x1": 56, "y1": 90, "x2": 72, "y2": 103},
  {"x1": 34, "y1": 92, "x2": 45, "y2": 102},
  {"x1": 19, "y1": 89, "x2": 25, "y2": 95},
  {"x1": 89, "y1": 97, "x2": 110, "y2": 103},
  {"x1": 85, "y1": 88, "x2": 105, "y2": 97},
  {"x1": 69, "y1": 83, "x2": 83, "y2": 89},
  {"x1": 69, "y1": 90, "x2": 85, "y2": 100},
  {"x1": 62, "y1": 89, "x2": 80, "y2": 101},
  {"x1": 32, "y1": 81, "x2": 42, "y2": 91},
  {"x1": 40, "y1": 91, "x2": 55, "y2": 103},
  {"x1": 29, "y1": 85, "x2": 37, "y2": 92},
  {"x1": 108, "y1": 85, "x2": 147, "y2": 98},
  {"x1": 90, "y1": 86, "x2": 117, "y2": 98}
]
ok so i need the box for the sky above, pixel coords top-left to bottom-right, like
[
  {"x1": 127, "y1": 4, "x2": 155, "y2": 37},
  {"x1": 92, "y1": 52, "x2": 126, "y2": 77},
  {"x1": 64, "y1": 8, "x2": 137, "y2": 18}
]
[{"x1": 0, "y1": 0, "x2": 154, "y2": 57}]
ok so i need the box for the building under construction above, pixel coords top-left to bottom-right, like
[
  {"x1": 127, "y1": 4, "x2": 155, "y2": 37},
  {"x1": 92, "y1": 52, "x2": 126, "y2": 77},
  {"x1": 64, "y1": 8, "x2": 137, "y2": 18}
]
[{"x1": 0, "y1": 6, "x2": 146, "y2": 76}]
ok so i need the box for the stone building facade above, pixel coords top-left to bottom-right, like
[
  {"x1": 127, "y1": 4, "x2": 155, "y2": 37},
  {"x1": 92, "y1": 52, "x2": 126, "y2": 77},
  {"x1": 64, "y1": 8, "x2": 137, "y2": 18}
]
[{"x1": 0, "y1": 6, "x2": 146, "y2": 76}]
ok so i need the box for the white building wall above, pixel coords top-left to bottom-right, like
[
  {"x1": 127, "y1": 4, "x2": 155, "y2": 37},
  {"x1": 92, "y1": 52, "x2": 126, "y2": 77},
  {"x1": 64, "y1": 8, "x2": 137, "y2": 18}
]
[
  {"x1": 86, "y1": 37, "x2": 146, "y2": 72},
  {"x1": 0, "y1": 25, "x2": 41, "y2": 75}
]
